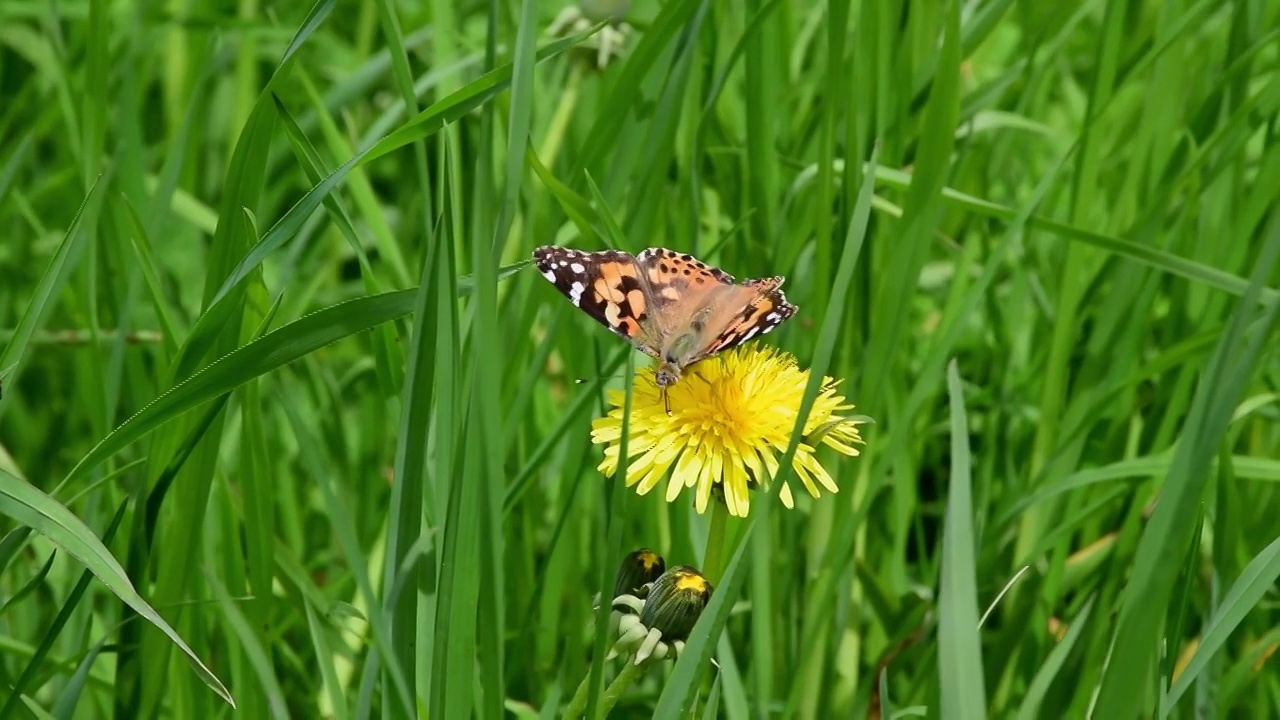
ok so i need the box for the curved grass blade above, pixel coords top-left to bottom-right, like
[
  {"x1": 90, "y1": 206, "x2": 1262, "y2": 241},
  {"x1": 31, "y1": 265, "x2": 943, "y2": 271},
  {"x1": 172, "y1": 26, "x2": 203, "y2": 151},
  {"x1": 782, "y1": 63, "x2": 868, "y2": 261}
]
[
  {"x1": 1162, "y1": 534, "x2": 1280, "y2": 711},
  {"x1": 872, "y1": 166, "x2": 1279, "y2": 304},
  {"x1": 0, "y1": 171, "x2": 106, "y2": 414},
  {"x1": 0, "y1": 549, "x2": 56, "y2": 615},
  {"x1": 183, "y1": 28, "x2": 598, "y2": 372},
  {"x1": 51, "y1": 638, "x2": 108, "y2": 720},
  {"x1": 360, "y1": 25, "x2": 602, "y2": 166},
  {"x1": 1017, "y1": 596, "x2": 1096, "y2": 720},
  {"x1": 0, "y1": 484, "x2": 233, "y2": 706},
  {"x1": 60, "y1": 289, "x2": 417, "y2": 491}
]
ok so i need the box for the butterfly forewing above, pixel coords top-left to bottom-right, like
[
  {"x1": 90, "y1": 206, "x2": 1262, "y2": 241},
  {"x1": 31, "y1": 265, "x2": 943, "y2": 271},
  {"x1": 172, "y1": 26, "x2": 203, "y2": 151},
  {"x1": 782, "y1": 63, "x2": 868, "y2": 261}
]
[
  {"x1": 633, "y1": 247, "x2": 738, "y2": 340},
  {"x1": 532, "y1": 245, "x2": 662, "y2": 358}
]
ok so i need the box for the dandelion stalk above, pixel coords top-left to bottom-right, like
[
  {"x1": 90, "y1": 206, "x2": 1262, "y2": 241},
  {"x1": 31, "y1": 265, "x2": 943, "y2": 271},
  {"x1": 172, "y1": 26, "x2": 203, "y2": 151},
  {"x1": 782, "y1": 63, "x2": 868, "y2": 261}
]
[
  {"x1": 701, "y1": 500, "x2": 730, "y2": 583},
  {"x1": 597, "y1": 661, "x2": 645, "y2": 717},
  {"x1": 564, "y1": 669, "x2": 594, "y2": 719}
]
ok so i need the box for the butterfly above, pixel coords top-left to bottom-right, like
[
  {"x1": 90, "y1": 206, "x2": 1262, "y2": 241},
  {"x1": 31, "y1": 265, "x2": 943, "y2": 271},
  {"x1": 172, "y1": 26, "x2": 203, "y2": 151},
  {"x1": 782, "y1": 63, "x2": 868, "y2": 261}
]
[{"x1": 532, "y1": 245, "x2": 797, "y2": 409}]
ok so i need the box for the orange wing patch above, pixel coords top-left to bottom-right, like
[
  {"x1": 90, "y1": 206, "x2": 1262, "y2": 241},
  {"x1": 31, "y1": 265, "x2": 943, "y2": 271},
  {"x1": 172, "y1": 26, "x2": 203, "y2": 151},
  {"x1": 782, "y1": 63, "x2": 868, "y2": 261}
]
[
  {"x1": 533, "y1": 246, "x2": 655, "y2": 351},
  {"x1": 640, "y1": 248, "x2": 735, "y2": 288}
]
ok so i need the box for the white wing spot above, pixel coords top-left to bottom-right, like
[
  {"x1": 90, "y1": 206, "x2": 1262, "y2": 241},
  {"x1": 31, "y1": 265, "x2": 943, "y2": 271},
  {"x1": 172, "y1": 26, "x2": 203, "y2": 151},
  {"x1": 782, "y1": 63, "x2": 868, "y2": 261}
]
[
  {"x1": 765, "y1": 312, "x2": 780, "y2": 322},
  {"x1": 570, "y1": 262, "x2": 586, "y2": 274},
  {"x1": 761, "y1": 324, "x2": 775, "y2": 334},
  {"x1": 541, "y1": 269, "x2": 556, "y2": 282},
  {"x1": 569, "y1": 281, "x2": 586, "y2": 305},
  {"x1": 741, "y1": 327, "x2": 760, "y2": 343}
]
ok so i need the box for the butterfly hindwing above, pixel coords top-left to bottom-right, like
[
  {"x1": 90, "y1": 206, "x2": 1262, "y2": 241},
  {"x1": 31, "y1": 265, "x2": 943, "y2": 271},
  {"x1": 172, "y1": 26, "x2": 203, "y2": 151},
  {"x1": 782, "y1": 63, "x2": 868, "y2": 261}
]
[{"x1": 695, "y1": 277, "x2": 796, "y2": 362}]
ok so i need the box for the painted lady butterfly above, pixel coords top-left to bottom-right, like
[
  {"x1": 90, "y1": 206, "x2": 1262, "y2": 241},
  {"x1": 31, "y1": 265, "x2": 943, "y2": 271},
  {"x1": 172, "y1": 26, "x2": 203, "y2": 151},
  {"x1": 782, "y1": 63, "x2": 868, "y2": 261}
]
[{"x1": 533, "y1": 245, "x2": 797, "y2": 393}]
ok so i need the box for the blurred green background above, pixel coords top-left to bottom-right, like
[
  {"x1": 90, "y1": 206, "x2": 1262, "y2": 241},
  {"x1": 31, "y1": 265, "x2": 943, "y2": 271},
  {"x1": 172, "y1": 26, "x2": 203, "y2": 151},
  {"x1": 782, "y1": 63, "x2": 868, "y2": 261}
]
[{"x1": 0, "y1": 0, "x2": 1278, "y2": 717}]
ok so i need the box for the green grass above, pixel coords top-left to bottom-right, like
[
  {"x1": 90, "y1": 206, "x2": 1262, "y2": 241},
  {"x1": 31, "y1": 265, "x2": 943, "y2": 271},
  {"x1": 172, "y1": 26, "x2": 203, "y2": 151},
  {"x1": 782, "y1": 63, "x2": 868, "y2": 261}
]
[{"x1": 1, "y1": 0, "x2": 1278, "y2": 718}]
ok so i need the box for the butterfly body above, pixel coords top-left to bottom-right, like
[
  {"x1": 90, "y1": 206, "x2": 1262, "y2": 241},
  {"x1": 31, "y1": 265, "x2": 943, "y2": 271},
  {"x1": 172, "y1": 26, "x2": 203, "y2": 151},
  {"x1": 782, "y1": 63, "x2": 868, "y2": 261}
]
[{"x1": 533, "y1": 245, "x2": 797, "y2": 388}]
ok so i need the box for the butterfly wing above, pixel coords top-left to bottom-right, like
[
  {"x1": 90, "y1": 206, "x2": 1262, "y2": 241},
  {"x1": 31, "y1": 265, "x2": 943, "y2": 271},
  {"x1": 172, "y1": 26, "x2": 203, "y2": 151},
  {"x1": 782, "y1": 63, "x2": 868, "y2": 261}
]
[
  {"x1": 689, "y1": 276, "x2": 797, "y2": 364},
  {"x1": 633, "y1": 247, "x2": 735, "y2": 326},
  {"x1": 634, "y1": 248, "x2": 797, "y2": 367},
  {"x1": 532, "y1": 245, "x2": 663, "y2": 358}
]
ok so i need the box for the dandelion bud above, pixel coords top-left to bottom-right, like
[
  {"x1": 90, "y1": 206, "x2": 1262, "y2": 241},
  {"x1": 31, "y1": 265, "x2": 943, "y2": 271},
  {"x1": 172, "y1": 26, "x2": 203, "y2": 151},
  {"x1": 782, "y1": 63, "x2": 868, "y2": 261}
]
[
  {"x1": 638, "y1": 565, "x2": 712, "y2": 645},
  {"x1": 612, "y1": 548, "x2": 665, "y2": 602}
]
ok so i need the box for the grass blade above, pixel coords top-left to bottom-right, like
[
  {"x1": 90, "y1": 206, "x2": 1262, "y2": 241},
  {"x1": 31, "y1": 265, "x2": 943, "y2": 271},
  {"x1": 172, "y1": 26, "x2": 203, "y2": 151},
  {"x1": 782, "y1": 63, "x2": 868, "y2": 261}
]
[
  {"x1": 1162, "y1": 534, "x2": 1280, "y2": 711},
  {"x1": 1093, "y1": 216, "x2": 1280, "y2": 717},
  {"x1": 0, "y1": 479, "x2": 233, "y2": 706},
  {"x1": 938, "y1": 360, "x2": 987, "y2": 718}
]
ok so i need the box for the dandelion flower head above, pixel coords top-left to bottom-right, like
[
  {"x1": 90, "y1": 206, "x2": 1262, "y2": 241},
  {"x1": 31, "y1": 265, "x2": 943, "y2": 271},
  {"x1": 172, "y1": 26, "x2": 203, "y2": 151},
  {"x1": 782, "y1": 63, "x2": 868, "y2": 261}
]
[{"x1": 590, "y1": 345, "x2": 867, "y2": 517}]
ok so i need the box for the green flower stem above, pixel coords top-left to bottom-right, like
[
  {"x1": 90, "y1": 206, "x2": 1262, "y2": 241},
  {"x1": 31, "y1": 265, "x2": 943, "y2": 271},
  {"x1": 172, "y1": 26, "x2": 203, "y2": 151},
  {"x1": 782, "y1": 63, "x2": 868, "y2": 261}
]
[
  {"x1": 564, "y1": 657, "x2": 646, "y2": 719},
  {"x1": 597, "y1": 660, "x2": 645, "y2": 717},
  {"x1": 702, "y1": 499, "x2": 730, "y2": 583},
  {"x1": 564, "y1": 668, "x2": 593, "y2": 719}
]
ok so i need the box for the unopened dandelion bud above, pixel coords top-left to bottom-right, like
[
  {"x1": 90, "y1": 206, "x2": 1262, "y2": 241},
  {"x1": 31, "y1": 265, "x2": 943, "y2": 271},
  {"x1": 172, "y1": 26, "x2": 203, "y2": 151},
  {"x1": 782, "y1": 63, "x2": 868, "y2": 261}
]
[
  {"x1": 638, "y1": 566, "x2": 713, "y2": 646},
  {"x1": 612, "y1": 548, "x2": 665, "y2": 603}
]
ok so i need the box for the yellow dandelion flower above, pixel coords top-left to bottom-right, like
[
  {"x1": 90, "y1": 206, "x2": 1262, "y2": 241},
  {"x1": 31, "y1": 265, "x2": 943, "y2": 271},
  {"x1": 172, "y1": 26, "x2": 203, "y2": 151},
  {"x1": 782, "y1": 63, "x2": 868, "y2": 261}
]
[{"x1": 590, "y1": 345, "x2": 868, "y2": 518}]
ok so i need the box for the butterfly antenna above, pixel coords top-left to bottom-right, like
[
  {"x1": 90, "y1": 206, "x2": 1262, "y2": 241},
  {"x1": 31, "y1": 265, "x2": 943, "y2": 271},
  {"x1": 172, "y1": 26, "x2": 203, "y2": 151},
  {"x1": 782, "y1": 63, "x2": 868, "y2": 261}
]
[
  {"x1": 573, "y1": 373, "x2": 627, "y2": 385},
  {"x1": 663, "y1": 388, "x2": 672, "y2": 416}
]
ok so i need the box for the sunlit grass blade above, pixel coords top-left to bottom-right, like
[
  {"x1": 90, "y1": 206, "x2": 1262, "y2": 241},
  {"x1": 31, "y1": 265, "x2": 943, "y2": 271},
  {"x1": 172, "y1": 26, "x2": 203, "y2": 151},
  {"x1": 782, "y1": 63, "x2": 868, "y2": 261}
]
[
  {"x1": 876, "y1": 167, "x2": 1280, "y2": 304},
  {"x1": 570, "y1": 173, "x2": 637, "y2": 720},
  {"x1": 938, "y1": 360, "x2": 987, "y2": 718},
  {"x1": 180, "y1": 29, "x2": 595, "y2": 380},
  {"x1": 858, "y1": 0, "x2": 961, "y2": 413},
  {"x1": 0, "y1": 481, "x2": 232, "y2": 706},
  {"x1": 122, "y1": 199, "x2": 182, "y2": 357},
  {"x1": 429, "y1": 126, "x2": 480, "y2": 720},
  {"x1": 2, "y1": 502, "x2": 118, "y2": 720},
  {"x1": 303, "y1": 601, "x2": 350, "y2": 720},
  {"x1": 577, "y1": 3, "x2": 699, "y2": 171},
  {"x1": 380, "y1": 190, "x2": 439, "y2": 720},
  {"x1": 527, "y1": 145, "x2": 602, "y2": 245},
  {"x1": 60, "y1": 290, "x2": 418, "y2": 490}
]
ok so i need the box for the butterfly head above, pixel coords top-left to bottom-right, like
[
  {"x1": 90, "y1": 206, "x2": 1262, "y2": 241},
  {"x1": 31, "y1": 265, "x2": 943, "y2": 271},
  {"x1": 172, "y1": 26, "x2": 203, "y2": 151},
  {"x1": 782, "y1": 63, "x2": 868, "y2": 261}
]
[{"x1": 655, "y1": 362, "x2": 682, "y2": 389}]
